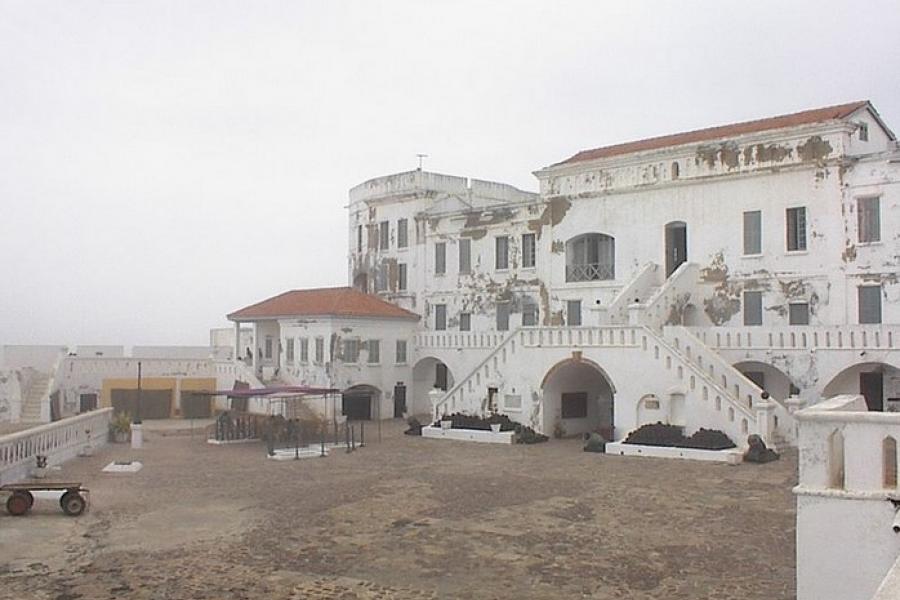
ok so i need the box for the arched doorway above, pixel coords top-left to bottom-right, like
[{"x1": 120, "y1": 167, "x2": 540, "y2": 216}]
[
  {"x1": 541, "y1": 357, "x2": 615, "y2": 438},
  {"x1": 664, "y1": 221, "x2": 687, "y2": 276},
  {"x1": 412, "y1": 357, "x2": 455, "y2": 416},
  {"x1": 342, "y1": 384, "x2": 381, "y2": 421},
  {"x1": 734, "y1": 361, "x2": 798, "y2": 401},
  {"x1": 823, "y1": 362, "x2": 900, "y2": 412}
]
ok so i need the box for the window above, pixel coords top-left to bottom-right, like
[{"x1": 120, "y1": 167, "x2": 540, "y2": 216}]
[
  {"x1": 495, "y1": 236, "x2": 509, "y2": 270},
  {"x1": 671, "y1": 161, "x2": 680, "y2": 179},
  {"x1": 379, "y1": 221, "x2": 389, "y2": 250},
  {"x1": 398, "y1": 263, "x2": 407, "y2": 291},
  {"x1": 397, "y1": 218, "x2": 408, "y2": 248},
  {"x1": 859, "y1": 286, "x2": 882, "y2": 324},
  {"x1": 496, "y1": 303, "x2": 510, "y2": 331},
  {"x1": 264, "y1": 336, "x2": 273, "y2": 359},
  {"x1": 788, "y1": 303, "x2": 809, "y2": 326},
  {"x1": 522, "y1": 233, "x2": 536, "y2": 268},
  {"x1": 435, "y1": 242, "x2": 446, "y2": 275},
  {"x1": 743, "y1": 291, "x2": 763, "y2": 326},
  {"x1": 561, "y1": 392, "x2": 588, "y2": 419},
  {"x1": 858, "y1": 197, "x2": 880, "y2": 243},
  {"x1": 357, "y1": 225, "x2": 363, "y2": 252},
  {"x1": 315, "y1": 337, "x2": 324, "y2": 364},
  {"x1": 342, "y1": 339, "x2": 360, "y2": 363},
  {"x1": 459, "y1": 238, "x2": 471, "y2": 274},
  {"x1": 503, "y1": 394, "x2": 522, "y2": 411},
  {"x1": 859, "y1": 122, "x2": 869, "y2": 142},
  {"x1": 786, "y1": 207, "x2": 807, "y2": 251},
  {"x1": 395, "y1": 340, "x2": 407, "y2": 364},
  {"x1": 434, "y1": 304, "x2": 447, "y2": 330},
  {"x1": 285, "y1": 338, "x2": 295, "y2": 362},
  {"x1": 459, "y1": 312, "x2": 471, "y2": 331},
  {"x1": 567, "y1": 300, "x2": 582, "y2": 326},
  {"x1": 884, "y1": 437, "x2": 897, "y2": 489},
  {"x1": 300, "y1": 338, "x2": 309, "y2": 363},
  {"x1": 566, "y1": 233, "x2": 615, "y2": 281},
  {"x1": 367, "y1": 340, "x2": 380, "y2": 364},
  {"x1": 743, "y1": 210, "x2": 762, "y2": 255},
  {"x1": 522, "y1": 303, "x2": 538, "y2": 326}
]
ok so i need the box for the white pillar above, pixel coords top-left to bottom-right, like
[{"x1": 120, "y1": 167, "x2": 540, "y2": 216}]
[{"x1": 233, "y1": 321, "x2": 241, "y2": 362}]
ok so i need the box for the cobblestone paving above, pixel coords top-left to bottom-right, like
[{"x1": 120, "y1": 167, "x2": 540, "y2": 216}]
[{"x1": 0, "y1": 421, "x2": 797, "y2": 599}]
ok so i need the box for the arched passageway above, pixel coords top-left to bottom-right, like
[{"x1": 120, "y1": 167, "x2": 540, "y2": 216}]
[
  {"x1": 411, "y1": 357, "x2": 454, "y2": 416},
  {"x1": 342, "y1": 384, "x2": 382, "y2": 421},
  {"x1": 823, "y1": 362, "x2": 900, "y2": 412},
  {"x1": 541, "y1": 358, "x2": 615, "y2": 438},
  {"x1": 734, "y1": 361, "x2": 798, "y2": 401}
]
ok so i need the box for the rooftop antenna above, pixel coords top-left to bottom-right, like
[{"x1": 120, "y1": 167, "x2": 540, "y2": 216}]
[{"x1": 416, "y1": 153, "x2": 428, "y2": 171}]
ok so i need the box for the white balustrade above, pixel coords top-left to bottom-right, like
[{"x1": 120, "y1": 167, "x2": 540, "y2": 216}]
[{"x1": 0, "y1": 408, "x2": 112, "y2": 484}]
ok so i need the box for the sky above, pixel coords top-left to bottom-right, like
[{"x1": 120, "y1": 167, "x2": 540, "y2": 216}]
[{"x1": 1, "y1": 0, "x2": 898, "y2": 347}]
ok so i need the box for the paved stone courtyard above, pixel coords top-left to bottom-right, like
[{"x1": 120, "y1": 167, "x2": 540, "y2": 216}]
[{"x1": 1, "y1": 421, "x2": 797, "y2": 599}]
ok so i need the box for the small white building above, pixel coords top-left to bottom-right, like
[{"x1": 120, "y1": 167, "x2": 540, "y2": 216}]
[{"x1": 227, "y1": 287, "x2": 420, "y2": 420}]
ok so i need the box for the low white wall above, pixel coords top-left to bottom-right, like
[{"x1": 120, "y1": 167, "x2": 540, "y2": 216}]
[
  {"x1": 0, "y1": 370, "x2": 22, "y2": 423},
  {"x1": 0, "y1": 408, "x2": 112, "y2": 485}
]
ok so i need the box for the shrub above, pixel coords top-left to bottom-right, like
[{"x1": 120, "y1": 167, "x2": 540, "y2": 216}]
[{"x1": 623, "y1": 422, "x2": 735, "y2": 450}]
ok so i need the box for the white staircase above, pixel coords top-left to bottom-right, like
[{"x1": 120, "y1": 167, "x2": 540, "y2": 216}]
[{"x1": 20, "y1": 372, "x2": 51, "y2": 423}]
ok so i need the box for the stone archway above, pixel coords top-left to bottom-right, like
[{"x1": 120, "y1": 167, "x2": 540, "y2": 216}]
[
  {"x1": 823, "y1": 362, "x2": 900, "y2": 412},
  {"x1": 734, "y1": 360, "x2": 798, "y2": 401},
  {"x1": 342, "y1": 384, "x2": 382, "y2": 421},
  {"x1": 411, "y1": 357, "x2": 455, "y2": 416},
  {"x1": 541, "y1": 357, "x2": 615, "y2": 438}
]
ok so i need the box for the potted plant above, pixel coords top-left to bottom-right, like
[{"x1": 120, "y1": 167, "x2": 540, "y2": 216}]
[
  {"x1": 488, "y1": 412, "x2": 504, "y2": 433},
  {"x1": 32, "y1": 454, "x2": 48, "y2": 479},
  {"x1": 440, "y1": 414, "x2": 453, "y2": 430},
  {"x1": 109, "y1": 412, "x2": 132, "y2": 443}
]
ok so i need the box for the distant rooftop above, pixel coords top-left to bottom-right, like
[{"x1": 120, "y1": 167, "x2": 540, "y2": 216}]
[
  {"x1": 228, "y1": 287, "x2": 420, "y2": 321},
  {"x1": 554, "y1": 100, "x2": 873, "y2": 167}
]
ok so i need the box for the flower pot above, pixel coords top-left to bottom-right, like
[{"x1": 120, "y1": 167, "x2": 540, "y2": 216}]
[
  {"x1": 79, "y1": 445, "x2": 94, "y2": 457},
  {"x1": 490, "y1": 423, "x2": 502, "y2": 433},
  {"x1": 440, "y1": 420, "x2": 452, "y2": 430},
  {"x1": 113, "y1": 431, "x2": 129, "y2": 443},
  {"x1": 32, "y1": 466, "x2": 48, "y2": 479}
]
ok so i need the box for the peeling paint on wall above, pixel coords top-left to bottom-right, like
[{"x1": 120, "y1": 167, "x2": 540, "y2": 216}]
[{"x1": 797, "y1": 135, "x2": 833, "y2": 163}]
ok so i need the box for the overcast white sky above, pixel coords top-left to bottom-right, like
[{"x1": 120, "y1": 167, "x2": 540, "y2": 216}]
[{"x1": 1, "y1": 1, "x2": 898, "y2": 347}]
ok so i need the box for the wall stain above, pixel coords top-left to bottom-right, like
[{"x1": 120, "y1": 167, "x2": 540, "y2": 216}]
[{"x1": 797, "y1": 136, "x2": 833, "y2": 163}]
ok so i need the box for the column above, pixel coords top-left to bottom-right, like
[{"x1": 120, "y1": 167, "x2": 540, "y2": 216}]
[{"x1": 233, "y1": 321, "x2": 241, "y2": 362}]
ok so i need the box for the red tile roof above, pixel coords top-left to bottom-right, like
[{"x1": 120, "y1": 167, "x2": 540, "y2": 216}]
[
  {"x1": 228, "y1": 287, "x2": 419, "y2": 321},
  {"x1": 554, "y1": 100, "x2": 870, "y2": 167}
]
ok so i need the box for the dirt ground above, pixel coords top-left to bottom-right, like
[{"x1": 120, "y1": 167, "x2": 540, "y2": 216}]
[{"x1": 0, "y1": 421, "x2": 797, "y2": 599}]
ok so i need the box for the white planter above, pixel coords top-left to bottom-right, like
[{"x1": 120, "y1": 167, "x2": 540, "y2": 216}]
[
  {"x1": 31, "y1": 467, "x2": 48, "y2": 479},
  {"x1": 490, "y1": 423, "x2": 502, "y2": 433},
  {"x1": 79, "y1": 444, "x2": 94, "y2": 457},
  {"x1": 440, "y1": 420, "x2": 452, "y2": 430}
]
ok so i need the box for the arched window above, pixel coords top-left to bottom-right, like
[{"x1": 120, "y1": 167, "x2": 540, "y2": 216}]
[
  {"x1": 828, "y1": 430, "x2": 845, "y2": 489},
  {"x1": 671, "y1": 161, "x2": 680, "y2": 180},
  {"x1": 566, "y1": 233, "x2": 615, "y2": 282},
  {"x1": 884, "y1": 437, "x2": 897, "y2": 489}
]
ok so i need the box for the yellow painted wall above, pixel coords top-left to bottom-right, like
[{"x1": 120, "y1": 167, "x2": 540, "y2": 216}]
[{"x1": 101, "y1": 377, "x2": 216, "y2": 417}]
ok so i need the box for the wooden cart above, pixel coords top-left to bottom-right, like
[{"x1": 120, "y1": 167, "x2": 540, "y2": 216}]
[{"x1": 2, "y1": 482, "x2": 88, "y2": 517}]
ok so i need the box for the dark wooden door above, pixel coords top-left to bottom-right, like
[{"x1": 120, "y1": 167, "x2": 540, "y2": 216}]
[
  {"x1": 860, "y1": 372, "x2": 884, "y2": 412},
  {"x1": 181, "y1": 392, "x2": 211, "y2": 418},
  {"x1": 393, "y1": 385, "x2": 407, "y2": 418},
  {"x1": 111, "y1": 389, "x2": 172, "y2": 419},
  {"x1": 342, "y1": 393, "x2": 372, "y2": 420}
]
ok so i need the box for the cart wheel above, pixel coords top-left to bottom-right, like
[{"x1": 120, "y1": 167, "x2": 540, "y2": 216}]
[
  {"x1": 20, "y1": 490, "x2": 34, "y2": 509},
  {"x1": 60, "y1": 491, "x2": 86, "y2": 517},
  {"x1": 6, "y1": 492, "x2": 30, "y2": 516}
]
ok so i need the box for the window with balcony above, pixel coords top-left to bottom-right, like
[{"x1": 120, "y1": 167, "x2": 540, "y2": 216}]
[
  {"x1": 398, "y1": 263, "x2": 407, "y2": 291},
  {"x1": 566, "y1": 233, "x2": 615, "y2": 281},
  {"x1": 567, "y1": 300, "x2": 582, "y2": 326},
  {"x1": 434, "y1": 304, "x2": 447, "y2": 330},
  {"x1": 743, "y1": 291, "x2": 762, "y2": 326},
  {"x1": 496, "y1": 303, "x2": 510, "y2": 331},
  {"x1": 789, "y1": 302, "x2": 809, "y2": 325},
  {"x1": 522, "y1": 302, "x2": 538, "y2": 326},
  {"x1": 859, "y1": 285, "x2": 882, "y2": 324},
  {"x1": 459, "y1": 312, "x2": 471, "y2": 331}
]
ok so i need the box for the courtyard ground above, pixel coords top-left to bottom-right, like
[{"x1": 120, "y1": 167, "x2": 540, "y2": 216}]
[{"x1": 0, "y1": 420, "x2": 797, "y2": 599}]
